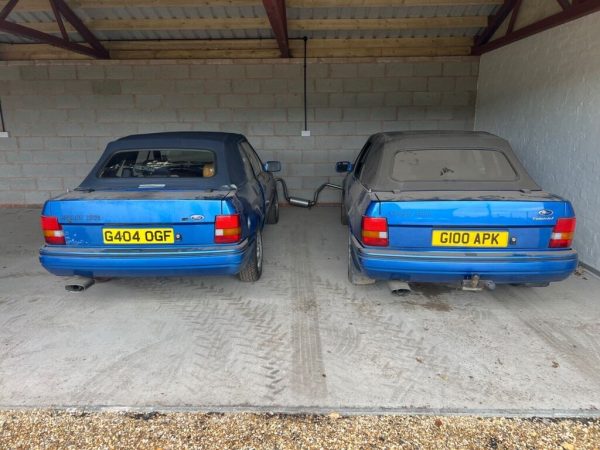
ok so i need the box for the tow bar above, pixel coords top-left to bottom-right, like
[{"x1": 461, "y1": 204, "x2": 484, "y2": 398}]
[
  {"x1": 462, "y1": 275, "x2": 496, "y2": 291},
  {"x1": 276, "y1": 178, "x2": 341, "y2": 209}
]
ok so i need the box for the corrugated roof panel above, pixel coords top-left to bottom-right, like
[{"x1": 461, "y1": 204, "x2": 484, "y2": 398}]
[
  {"x1": 8, "y1": 10, "x2": 56, "y2": 23},
  {"x1": 92, "y1": 29, "x2": 273, "y2": 41},
  {"x1": 0, "y1": 3, "x2": 495, "y2": 45},
  {"x1": 287, "y1": 5, "x2": 497, "y2": 19},
  {"x1": 289, "y1": 28, "x2": 481, "y2": 39},
  {"x1": 77, "y1": 5, "x2": 266, "y2": 21}
]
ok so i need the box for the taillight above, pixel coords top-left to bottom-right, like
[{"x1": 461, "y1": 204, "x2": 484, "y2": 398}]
[
  {"x1": 41, "y1": 215, "x2": 65, "y2": 245},
  {"x1": 215, "y1": 214, "x2": 242, "y2": 244},
  {"x1": 361, "y1": 216, "x2": 388, "y2": 246},
  {"x1": 549, "y1": 217, "x2": 576, "y2": 248}
]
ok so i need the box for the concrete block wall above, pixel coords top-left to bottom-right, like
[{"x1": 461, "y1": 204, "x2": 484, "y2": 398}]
[
  {"x1": 0, "y1": 56, "x2": 478, "y2": 205},
  {"x1": 475, "y1": 12, "x2": 600, "y2": 270}
]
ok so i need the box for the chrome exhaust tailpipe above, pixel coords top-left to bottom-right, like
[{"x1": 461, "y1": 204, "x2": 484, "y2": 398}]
[
  {"x1": 65, "y1": 276, "x2": 95, "y2": 292},
  {"x1": 388, "y1": 281, "x2": 412, "y2": 296},
  {"x1": 288, "y1": 197, "x2": 312, "y2": 208}
]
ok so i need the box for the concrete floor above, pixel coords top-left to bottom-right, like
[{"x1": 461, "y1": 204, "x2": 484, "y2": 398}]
[{"x1": 1, "y1": 207, "x2": 599, "y2": 415}]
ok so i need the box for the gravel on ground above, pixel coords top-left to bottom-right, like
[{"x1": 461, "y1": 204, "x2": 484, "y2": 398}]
[{"x1": 1, "y1": 410, "x2": 598, "y2": 449}]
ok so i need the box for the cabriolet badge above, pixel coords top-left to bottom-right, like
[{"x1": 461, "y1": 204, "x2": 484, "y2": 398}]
[{"x1": 538, "y1": 209, "x2": 554, "y2": 216}]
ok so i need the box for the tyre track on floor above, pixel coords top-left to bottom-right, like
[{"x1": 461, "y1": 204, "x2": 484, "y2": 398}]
[{"x1": 287, "y1": 224, "x2": 328, "y2": 403}]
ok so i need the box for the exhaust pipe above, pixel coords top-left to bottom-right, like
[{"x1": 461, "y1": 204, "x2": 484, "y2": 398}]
[
  {"x1": 65, "y1": 276, "x2": 95, "y2": 292},
  {"x1": 388, "y1": 281, "x2": 412, "y2": 296},
  {"x1": 288, "y1": 197, "x2": 312, "y2": 208},
  {"x1": 276, "y1": 178, "x2": 342, "y2": 209}
]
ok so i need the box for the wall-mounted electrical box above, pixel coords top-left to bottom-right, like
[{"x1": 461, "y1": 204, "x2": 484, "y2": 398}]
[
  {"x1": 0, "y1": 132, "x2": 8, "y2": 138},
  {"x1": 301, "y1": 130, "x2": 311, "y2": 137}
]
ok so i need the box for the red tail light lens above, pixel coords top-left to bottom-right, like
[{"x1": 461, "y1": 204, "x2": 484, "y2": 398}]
[
  {"x1": 549, "y1": 217, "x2": 576, "y2": 248},
  {"x1": 41, "y1": 215, "x2": 65, "y2": 245},
  {"x1": 361, "y1": 216, "x2": 389, "y2": 247},
  {"x1": 215, "y1": 214, "x2": 242, "y2": 244}
]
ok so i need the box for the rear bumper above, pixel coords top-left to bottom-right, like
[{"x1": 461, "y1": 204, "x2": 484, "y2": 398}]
[
  {"x1": 39, "y1": 239, "x2": 251, "y2": 278},
  {"x1": 350, "y1": 235, "x2": 578, "y2": 284}
]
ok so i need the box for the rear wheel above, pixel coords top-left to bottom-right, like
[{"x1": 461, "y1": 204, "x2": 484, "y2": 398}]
[
  {"x1": 239, "y1": 231, "x2": 263, "y2": 282},
  {"x1": 266, "y1": 191, "x2": 279, "y2": 224},
  {"x1": 348, "y1": 232, "x2": 375, "y2": 285}
]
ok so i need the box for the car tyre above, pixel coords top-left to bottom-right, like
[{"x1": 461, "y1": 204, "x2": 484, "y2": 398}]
[
  {"x1": 348, "y1": 232, "x2": 375, "y2": 285},
  {"x1": 239, "y1": 230, "x2": 263, "y2": 282},
  {"x1": 266, "y1": 191, "x2": 279, "y2": 224},
  {"x1": 340, "y1": 198, "x2": 348, "y2": 225}
]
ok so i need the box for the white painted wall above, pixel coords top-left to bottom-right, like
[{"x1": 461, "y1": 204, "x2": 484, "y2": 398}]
[{"x1": 475, "y1": 12, "x2": 600, "y2": 270}]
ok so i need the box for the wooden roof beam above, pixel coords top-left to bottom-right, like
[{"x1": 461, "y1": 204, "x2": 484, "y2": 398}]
[
  {"x1": 0, "y1": 0, "x2": 108, "y2": 58},
  {"x1": 0, "y1": 37, "x2": 474, "y2": 60},
  {"x1": 262, "y1": 0, "x2": 290, "y2": 58},
  {"x1": 1, "y1": 16, "x2": 488, "y2": 34},
  {"x1": 12, "y1": 0, "x2": 503, "y2": 11},
  {"x1": 473, "y1": 0, "x2": 520, "y2": 46},
  {"x1": 473, "y1": 0, "x2": 600, "y2": 54}
]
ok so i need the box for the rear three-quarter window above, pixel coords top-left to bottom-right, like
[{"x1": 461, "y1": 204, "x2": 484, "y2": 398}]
[
  {"x1": 391, "y1": 149, "x2": 518, "y2": 182},
  {"x1": 98, "y1": 149, "x2": 216, "y2": 178}
]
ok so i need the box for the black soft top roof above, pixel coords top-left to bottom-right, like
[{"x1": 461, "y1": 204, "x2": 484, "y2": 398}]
[
  {"x1": 78, "y1": 132, "x2": 246, "y2": 191},
  {"x1": 360, "y1": 131, "x2": 541, "y2": 192}
]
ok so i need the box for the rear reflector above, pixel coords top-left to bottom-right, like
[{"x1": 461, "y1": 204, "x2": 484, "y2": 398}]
[
  {"x1": 549, "y1": 217, "x2": 576, "y2": 248},
  {"x1": 41, "y1": 215, "x2": 65, "y2": 245},
  {"x1": 215, "y1": 214, "x2": 242, "y2": 244},
  {"x1": 361, "y1": 216, "x2": 389, "y2": 247}
]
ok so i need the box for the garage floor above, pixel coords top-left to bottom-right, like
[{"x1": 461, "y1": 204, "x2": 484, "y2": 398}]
[{"x1": 1, "y1": 207, "x2": 599, "y2": 415}]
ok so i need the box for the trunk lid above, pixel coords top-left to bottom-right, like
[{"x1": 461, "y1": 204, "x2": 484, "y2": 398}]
[
  {"x1": 370, "y1": 191, "x2": 574, "y2": 251},
  {"x1": 42, "y1": 189, "x2": 233, "y2": 247}
]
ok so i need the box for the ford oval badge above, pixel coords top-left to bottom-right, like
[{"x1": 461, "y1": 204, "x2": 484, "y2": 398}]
[
  {"x1": 538, "y1": 209, "x2": 553, "y2": 216},
  {"x1": 190, "y1": 214, "x2": 205, "y2": 221}
]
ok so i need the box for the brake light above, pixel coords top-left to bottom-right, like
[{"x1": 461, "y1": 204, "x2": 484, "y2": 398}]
[
  {"x1": 215, "y1": 214, "x2": 242, "y2": 244},
  {"x1": 41, "y1": 215, "x2": 65, "y2": 245},
  {"x1": 549, "y1": 217, "x2": 576, "y2": 248},
  {"x1": 361, "y1": 216, "x2": 388, "y2": 246}
]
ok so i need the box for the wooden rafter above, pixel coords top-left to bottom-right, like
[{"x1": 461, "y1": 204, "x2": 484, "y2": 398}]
[
  {"x1": 506, "y1": 0, "x2": 523, "y2": 33},
  {"x1": 0, "y1": 0, "x2": 108, "y2": 59},
  {"x1": 0, "y1": 37, "x2": 474, "y2": 60},
  {"x1": 474, "y1": 0, "x2": 520, "y2": 46},
  {"x1": 0, "y1": 0, "x2": 19, "y2": 21},
  {"x1": 473, "y1": 0, "x2": 600, "y2": 54},
  {"x1": 0, "y1": 15, "x2": 489, "y2": 35},
  {"x1": 11, "y1": 0, "x2": 503, "y2": 11},
  {"x1": 262, "y1": 0, "x2": 290, "y2": 58}
]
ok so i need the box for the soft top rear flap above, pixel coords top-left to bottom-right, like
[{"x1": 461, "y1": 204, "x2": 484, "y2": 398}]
[{"x1": 361, "y1": 131, "x2": 541, "y2": 192}]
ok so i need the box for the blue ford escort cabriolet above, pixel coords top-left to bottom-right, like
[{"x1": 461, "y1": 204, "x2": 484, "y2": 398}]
[
  {"x1": 337, "y1": 131, "x2": 578, "y2": 288},
  {"x1": 40, "y1": 132, "x2": 281, "y2": 282}
]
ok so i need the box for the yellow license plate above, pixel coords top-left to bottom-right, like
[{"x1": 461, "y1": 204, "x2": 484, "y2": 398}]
[
  {"x1": 103, "y1": 228, "x2": 175, "y2": 245},
  {"x1": 432, "y1": 230, "x2": 509, "y2": 248}
]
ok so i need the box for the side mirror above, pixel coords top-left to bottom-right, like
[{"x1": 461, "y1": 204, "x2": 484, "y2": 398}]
[
  {"x1": 263, "y1": 160, "x2": 281, "y2": 173},
  {"x1": 336, "y1": 161, "x2": 353, "y2": 173}
]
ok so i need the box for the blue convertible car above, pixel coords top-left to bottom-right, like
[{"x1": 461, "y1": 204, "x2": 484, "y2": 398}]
[
  {"x1": 337, "y1": 131, "x2": 578, "y2": 288},
  {"x1": 40, "y1": 132, "x2": 281, "y2": 282}
]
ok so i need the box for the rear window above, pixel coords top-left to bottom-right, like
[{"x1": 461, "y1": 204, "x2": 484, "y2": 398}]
[
  {"x1": 391, "y1": 149, "x2": 518, "y2": 182},
  {"x1": 98, "y1": 149, "x2": 216, "y2": 178}
]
